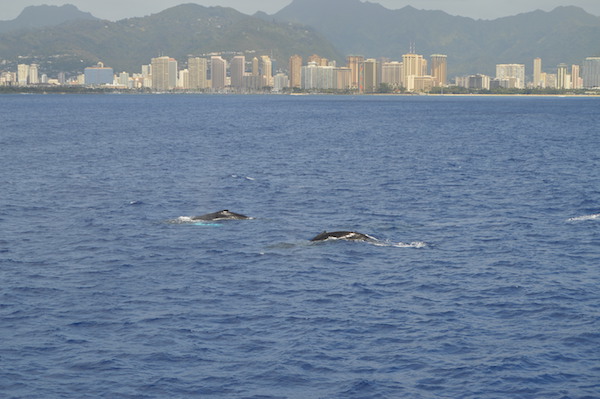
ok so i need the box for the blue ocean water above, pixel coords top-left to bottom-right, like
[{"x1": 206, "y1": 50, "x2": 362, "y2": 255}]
[{"x1": 1, "y1": 94, "x2": 599, "y2": 399}]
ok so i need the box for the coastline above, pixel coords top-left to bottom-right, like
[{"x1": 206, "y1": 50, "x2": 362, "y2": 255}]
[{"x1": 0, "y1": 86, "x2": 598, "y2": 97}]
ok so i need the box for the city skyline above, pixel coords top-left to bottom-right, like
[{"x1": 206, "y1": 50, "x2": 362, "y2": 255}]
[
  {"x1": 1, "y1": 0, "x2": 600, "y2": 22},
  {"x1": 6, "y1": 52, "x2": 600, "y2": 93}
]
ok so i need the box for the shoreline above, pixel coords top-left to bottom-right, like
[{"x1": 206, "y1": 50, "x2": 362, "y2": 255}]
[{"x1": 0, "y1": 87, "x2": 598, "y2": 97}]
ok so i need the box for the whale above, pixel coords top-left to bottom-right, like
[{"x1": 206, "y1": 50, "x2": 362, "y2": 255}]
[
  {"x1": 310, "y1": 231, "x2": 377, "y2": 242},
  {"x1": 191, "y1": 210, "x2": 251, "y2": 221}
]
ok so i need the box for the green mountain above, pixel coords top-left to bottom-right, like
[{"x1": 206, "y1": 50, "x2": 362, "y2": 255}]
[
  {"x1": 272, "y1": 0, "x2": 600, "y2": 76},
  {"x1": 0, "y1": 4, "x2": 342, "y2": 76},
  {"x1": 0, "y1": 4, "x2": 97, "y2": 33}
]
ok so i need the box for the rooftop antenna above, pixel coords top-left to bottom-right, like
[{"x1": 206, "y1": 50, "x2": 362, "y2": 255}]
[{"x1": 409, "y1": 42, "x2": 416, "y2": 54}]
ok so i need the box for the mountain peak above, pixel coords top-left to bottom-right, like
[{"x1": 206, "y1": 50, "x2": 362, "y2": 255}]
[{"x1": 0, "y1": 4, "x2": 97, "y2": 33}]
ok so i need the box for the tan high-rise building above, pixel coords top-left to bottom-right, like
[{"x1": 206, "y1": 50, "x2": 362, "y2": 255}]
[
  {"x1": 252, "y1": 57, "x2": 260, "y2": 76},
  {"x1": 335, "y1": 67, "x2": 352, "y2": 90},
  {"x1": 533, "y1": 58, "x2": 542, "y2": 88},
  {"x1": 346, "y1": 55, "x2": 364, "y2": 90},
  {"x1": 17, "y1": 64, "x2": 29, "y2": 86},
  {"x1": 289, "y1": 54, "x2": 303, "y2": 88},
  {"x1": 571, "y1": 64, "x2": 581, "y2": 89},
  {"x1": 557, "y1": 63, "x2": 570, "y2": 90},
  {"x1": 402, "y1": 53, "x2": 425, "y2": 89},
  {"x1": 188, "y1": 57, "x2": 208, "y2": 90},
  {"x1": 382, "y1": 62, "x2": 403, "y2": 89},
  {"x1": 430, "y1": 54, "x2": 447, "y2": 87},
  {"x1": 363, "y1": 59, "x2": 378, "y2": 93},
  {"x1": 496, "y1": 64, "x2": 525, "y2": 89},
  {"x1": 28, "y1": 64, "x2": 39, "y2": 85},
  {"x1": 230, "y1": 55, "x2": 245, "y2": 89},
  {"x1": 151, "y1": 56, "x2": 174, "y2": 90},
  {"x1": 261, "y1": 55, "x2": 273, "y2": 87},
  {"x1": 211, "y1": 56, "x2": 227, "y2": 90}
]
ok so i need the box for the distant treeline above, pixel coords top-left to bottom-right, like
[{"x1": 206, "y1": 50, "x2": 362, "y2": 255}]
[{"x1": 1, "y1": 85, "x2": 598, "y2": 96}]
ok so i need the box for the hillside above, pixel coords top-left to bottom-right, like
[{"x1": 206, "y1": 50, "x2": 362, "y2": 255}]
[
  {"x1": 0, "y1": 4, "x2": 342, "y2": 76},
  {"x1": 272, "y1": 0, "x2": 600, "y2": 76},
  {"x1": 0, "y1": 4, "x2": 97, "y2": 33}
]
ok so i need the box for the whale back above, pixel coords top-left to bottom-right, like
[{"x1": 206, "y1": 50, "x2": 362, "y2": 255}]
[
  {"x1": 310, "y1": 231, "x2": 375, "y2": 242},
  {"x1": 191, "y1": 210, "x2": 250, "y2": 221}
]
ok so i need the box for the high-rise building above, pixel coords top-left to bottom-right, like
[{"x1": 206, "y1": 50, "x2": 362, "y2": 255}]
[
  {"x1": 211, "y1": 56, "x2": 227, "y2": 90},
  {"x1": 273, "y1": 73, "x2": 290, "y2": 92},
  {"x1": 119, "y1": 72, "x2": 130, "y2": 87},
  {"x1": 381, "y1": 62, "x2": 403, "y2": 89},
  {"x1": 168, "y1": 58, "x2": 178, "y2": 89},
  {"x1": 177, "y1": 69, "x2": 188, "y2": 89},
  {"x1": 430, "y1": 54, "x2": 447, "y2": 87},
  {"x1": 542, "y1": 73, "x2": 557, "y2": 89},
  {"x1": 17, "y1": 64, "x2": 29, "y2": 86},
  {"x1": 151, "y1": 56, "x2": 174, "y2": 90},
  {"x1": 289, "y1": 55, "x2": 302, "y2": 88},
  {"x1": 496, "y1": 64, "x2": 525, "y2": 89},
  {"x1": 571, "y1": 65, "x2": 581, "y2": 89},
  {"x1": 230, "y1": 56, "x2": 245, "y2": 89},
  {"x1": 261, "y1": 55, "x2": 273, "y2": 87},
  {"x1": 335, "y1": 68, "x2": 352, "y2": 90},
  {"x1": 402, "y1": 53, "x2": 426, "y2": 88},
  {"x1": 252, "y1": 57, "x2": 260, "y2": 77},
  {"x1": 346, "y1": 55, "x2": 364, "y2": 90},
  {"x1": 301, "y1": 62, "x2": 351, "y2": 91},
  {"x1": 533, "y1": 58, "x2": 542, "y2": 87},
  {"x1": 188, "y1": 57, "x2": 207, "y2": 90},
  {"x1": 363, "y1": 59, "x2": 378, "y2": 93},
  {"x1": 468, "y1": 74, "x2": 491, "y2": 90},
  {"x1": 557, "y1": 63, "x2": 570, "y2": 90},
  {"x1": 28, "y1": 64, "x2": 39, "y2": 85},
  {"x1": 84, "y1": 62, "x2": 114, "y2": 86},
  {"x1": 582, "y1": 57, "x2": 600, "y2": 88}
]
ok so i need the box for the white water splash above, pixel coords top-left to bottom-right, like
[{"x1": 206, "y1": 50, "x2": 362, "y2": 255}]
[
  {"x1": 371, "y1": 240, "x2": 428, "y2": 248},
  {"x1": 567, "y1": 213, "x2": 600, "y2": 222},
  {"x1": 392, "y1": 241, "x2": 428, "y2": 248}
]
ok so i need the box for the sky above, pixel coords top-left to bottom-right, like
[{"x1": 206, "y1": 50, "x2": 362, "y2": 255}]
[{"x1": 1, "y1": 0, "x2": 599, "y2": 21}]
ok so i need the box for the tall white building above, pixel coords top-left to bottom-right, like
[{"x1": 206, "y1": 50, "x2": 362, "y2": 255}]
[
  {"x1": 363, "y1": 58, "x2": 378, "y2": 93},
  {"x1": 28, "y1": 64, "x2": 39, "y2": 85},
  {"x1": 402, "y1": 53, "x2": 427, "y2": 91},
  {"x1": 151, "y1": 56, "x2": 177, "y2": 90},
  {"x1": 571, "y1": 65, "x2": 582, "y2": 89},
  {"x1": 261, "y1": 55, "x2": 273, "y2": 87},
  {"x1": 301, "y1": 62, "x2": 351, "y2": 91},
  {"x1": 273, "y1": 73, "x2": 290, "y2": 92},
  {"x1": 17, "y1": 64, "x2": 29, "y2": 86},
  {"x1": 188, "y1": 57, "x2": 207, "y2": 90},
  {"x1": 430, "y1": 54, "x2": 447, "y2": 87},
  {"x1": 557, "y1": 63, "x2": 571, "y2": 90},
  {"x1": 381, "y1": 62, "x2": 403, "y2": 89},
  {"x1": 211, "y1": 56, "x2": 227, "y2": 90},
  {"x1": 583, "y1": 57, "x2": 600, "y2": 88},
  {"x1": 230, "y1": 55, "x2": 245, "y2": 89},
  {"x1": 496, "y1": 64, "x2": 525, "y2": 89},
  {"x1": 533, "y1": 58, "x2": 542, "y2": 88}
]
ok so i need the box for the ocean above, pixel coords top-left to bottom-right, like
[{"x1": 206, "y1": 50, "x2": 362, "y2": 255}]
[{"x1": 1, "y1": 94, "x2": 599, "y2": 398}]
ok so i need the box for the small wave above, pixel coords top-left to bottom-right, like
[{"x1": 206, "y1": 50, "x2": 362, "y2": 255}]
[
  {"x1": 566, "y1": 213, "x2": 600, "y2": 222},
  {"x1": 166, "y1": 217, "x2": 222, "y2": 226},
  {"x1": 391, "y1": 241, "x2": 428, "y2": 248},
  {"x1": 192, "y1": 222, "x2": 222, "y2": 227},
  {"x1": 230, "y1": 174, "x2": 256, "y2": 181},
  {"x1": 168, "y1": 216, "x2": 193, "y2": 224},
  {"x1": 316, "y1": 239, "x2": 427, "y2": 248}
]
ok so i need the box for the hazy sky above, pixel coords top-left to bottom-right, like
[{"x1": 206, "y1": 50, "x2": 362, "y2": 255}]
[{"x1": 1, "y1": 0, "x2": 599, "y2": 21}]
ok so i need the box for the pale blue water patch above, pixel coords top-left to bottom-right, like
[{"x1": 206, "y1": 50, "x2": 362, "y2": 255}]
[{"x1": 1, "y1": 94, "x2": 599, "y2": 398}]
